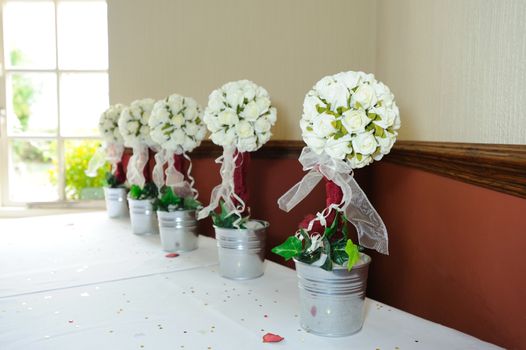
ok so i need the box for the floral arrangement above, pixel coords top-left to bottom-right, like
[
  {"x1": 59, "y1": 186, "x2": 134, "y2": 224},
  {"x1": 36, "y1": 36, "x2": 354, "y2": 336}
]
[
  {"x1": 149, "y1": 93, "x2": 207, "y2": 201},
  {"x1": 149, "y1": 94, "x2": 207, "y2": 153},
  {"x1": 198, "y1": 80, "x2": 277, "y2": 228},
  {"x1": 118, "y1": 98, "x2": 157, "y2": 190},
  {"x1": 129, "y1": 182, "x2": 158, "y2": 200},
  {"x1": 300, "y1": 71, "x2": 400, "y2": 168},
  {"x1": 118, "y1": 98, "x2": 156, "y2": 148},
  {"x1": 274, "y1": 71, "x2": 398, "y2": 270},
  {"x1": 86, "y1": 104, "x2": 127, "y2": 186},
  {"x1": 154, "y1": 186, "x2": 201, "y2": 212},
  {"x1": 203, "y1": 80, "x2": 277, "y2": 152}
]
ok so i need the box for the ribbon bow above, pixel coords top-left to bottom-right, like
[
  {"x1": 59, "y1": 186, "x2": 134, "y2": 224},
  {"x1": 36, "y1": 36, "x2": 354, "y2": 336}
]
[
  {"x1": 85, "y1": 142, "x2": 124, "y2": 177},
  {"x1": 197, "y1": 146, "x2": 246, "y2": 227},
  {"x1": 152, "y1": 148, "x2": 198, "y2": 199},
  {"x1": 278, "y1": 147, "x2": 389, "y2": 254}
]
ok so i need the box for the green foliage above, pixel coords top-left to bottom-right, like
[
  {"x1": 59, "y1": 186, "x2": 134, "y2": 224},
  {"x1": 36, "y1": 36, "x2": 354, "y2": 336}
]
[
  {"x1": 272, "y1": 212, "x2": 362, "y2": 271},
  {"x1": 211, "y1": 200, "x2": 249, "y2": 229},
  {"x1": 105, "y1": 172, "x2": 125, "y2": 189},
  {"x1": 10, "y1": 50, "x2": 35, "y2": 132},
  {"x1": 153, "y1": 186, "x2": 202, "y2": 212},
  {"x1": 271, "y1": 236, "x2": 303, "y2": 261},
  {"x1": 49, "y1": 140, "x2": 108, "y2": 200},
  {"x1": 129, "y1": 182, "x2": 158, "y2": 200}
]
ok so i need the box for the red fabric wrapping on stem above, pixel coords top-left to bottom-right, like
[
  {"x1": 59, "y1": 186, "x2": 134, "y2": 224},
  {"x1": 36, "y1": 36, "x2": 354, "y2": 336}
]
[
  {"x1": 114, "y1": 151, "x2": 130, "y2": 185},
  {"x1": 233, "y1": 150, "x2": 250, "y2": 213},
  {"x1": 173, "y1": 153, "x2": 184, "y2": 174},
  {"x1": 298, "y1": 178, "x2": 343, "y2": 233}
]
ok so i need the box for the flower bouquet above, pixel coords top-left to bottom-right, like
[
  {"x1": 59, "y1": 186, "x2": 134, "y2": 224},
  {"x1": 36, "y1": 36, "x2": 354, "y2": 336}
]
[
  {"x1": 149, "y1": 93, "x2": 207, "y2": 252},
  {"x1": 86, "y1": 104, "x2": 128, "y2": 218},
  {"x1": 198, "y1": 80, "x2": 277, "y2": 279},
  {"x1": 273, "y1": 71, "x2": 400, "y2": 336},
  {"x1": 118, "y1": 98, "x2": 159, "y2": 234}
]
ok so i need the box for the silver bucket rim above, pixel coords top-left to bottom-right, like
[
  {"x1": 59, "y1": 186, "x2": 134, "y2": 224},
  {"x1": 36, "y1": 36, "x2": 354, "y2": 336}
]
[
  {"x1": 294, "y1": 252, "x2": 371, "y2": 271},
  {"x1": 213, "y1": 219, "x2": 269, "y2": 233}
]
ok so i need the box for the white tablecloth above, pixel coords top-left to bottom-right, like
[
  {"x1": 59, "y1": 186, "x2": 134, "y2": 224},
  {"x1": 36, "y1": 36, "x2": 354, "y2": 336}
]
[{"x1": 0, "y1": 213, "x2": 501, "y2": 350}]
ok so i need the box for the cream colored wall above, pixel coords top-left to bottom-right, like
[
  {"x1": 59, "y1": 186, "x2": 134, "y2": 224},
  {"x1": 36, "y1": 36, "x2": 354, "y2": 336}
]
[
  {"x1": 107, "y1": 0, "x2": 376, "y2": 140},
  {"x1": 376, "y1": 0, "x2": 526, "y2": 144}
]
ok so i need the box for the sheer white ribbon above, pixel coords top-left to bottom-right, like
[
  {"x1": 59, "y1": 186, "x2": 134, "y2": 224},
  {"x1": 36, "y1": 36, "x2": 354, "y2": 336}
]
[
  {"x1": 126, "y1": 144, "x2": 149, "y2": 187},
  {"x1": 85, "y1": 142, "x2": 124, "y2": 177},
  {"x1": 197, "y1": 146, "x2": 246, "y2": 227},
  {"x1": 278, "y1": 147, "x2": 389, "y2": 254},
  {"x1": 152, "y1": 148, "x2": 197, "y2": 199}
]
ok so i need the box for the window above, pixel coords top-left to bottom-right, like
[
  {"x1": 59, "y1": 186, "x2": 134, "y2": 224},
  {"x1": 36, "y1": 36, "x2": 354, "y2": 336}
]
[{"x1": 0, "y1": 0, "x2": 109, "y2": 206}]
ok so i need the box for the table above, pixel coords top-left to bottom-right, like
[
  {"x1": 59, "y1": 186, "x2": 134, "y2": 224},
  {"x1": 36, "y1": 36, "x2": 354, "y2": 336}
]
[{"x1": 0, "y1": 212, "x2": 502, "y2": 349}]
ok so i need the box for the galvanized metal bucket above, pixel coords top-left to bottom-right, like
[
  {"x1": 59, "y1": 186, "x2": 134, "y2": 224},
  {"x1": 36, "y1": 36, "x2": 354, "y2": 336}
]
[
  {"x1": 103, "y1": 187, "x2": 128, "y2": 218},
  {"x1": 294, "y1": 253, "x2": 371, "y2": 337},
  {"x1": 127, "y1": 198, "x2": 158, "y2": 235},
  {"x1": 157, "y1": 210, "x2": 198, "y2": 252},
  {"x1": 214, "y1": 220, "x2": 268, "y2": 280}
]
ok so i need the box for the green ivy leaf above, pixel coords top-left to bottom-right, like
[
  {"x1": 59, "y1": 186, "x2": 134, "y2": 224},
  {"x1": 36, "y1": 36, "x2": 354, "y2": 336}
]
[
  {"x1": 345, "y1": 239, "x2": 360, "y2": 271},
  {"x1": 320, "y1": 236, "x2": 333, "y2": 271},
  {"x1": 183, "y1": 197, "x2": 201, "y2": 210},
  {"x1": 271, "y1": 236, "x2": 303, "y2": 261},
  {"x1": 297, "y1": 247, "x2": 322, "y2": 264},
  {"x1": 331, "y1": 239, "x2": 348, "y2": 266},
  {"x1": 323, "y1": 212, "x2": 339, "y2": 240},
  {"x1": 129, "y1": 184, "x2": 142, "y2": 199}
]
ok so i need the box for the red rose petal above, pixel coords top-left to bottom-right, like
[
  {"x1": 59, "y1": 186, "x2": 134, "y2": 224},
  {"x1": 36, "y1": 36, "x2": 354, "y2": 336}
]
[
  {"x1": 262, "y1": 333, "x2": 284, "y2": 343},
  {"x1": 165, "y1": 253, "x2": 179, "y2": 258}
]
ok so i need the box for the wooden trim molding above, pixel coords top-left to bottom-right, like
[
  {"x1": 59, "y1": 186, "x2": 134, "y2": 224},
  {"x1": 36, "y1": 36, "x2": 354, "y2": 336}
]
[
  {"x1": 385, "y1": 141, "x2": 526, "y2": 199},
  {"x1": 130, "y1": 140, "x2": 526, "y2": 199}
]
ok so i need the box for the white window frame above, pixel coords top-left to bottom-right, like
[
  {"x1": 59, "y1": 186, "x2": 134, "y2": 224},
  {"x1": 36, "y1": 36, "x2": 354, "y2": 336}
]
[{"x1": 0, "y1": 0, "x2": 108, "y2": 208}]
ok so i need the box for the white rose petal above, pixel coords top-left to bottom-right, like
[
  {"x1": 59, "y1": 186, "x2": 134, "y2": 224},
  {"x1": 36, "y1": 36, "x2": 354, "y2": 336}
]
[
  {"x1": 352, "y1": 83, "x2": 377, "y2": 109},
  {"x1": 254, "y1": 117, "x2": 271, "y2": 133},
  {"x1": 240, "y1": 101, "x2": 260, "y2": 121},
  {"x1": 324, "y1": 135, "x2": 352, "y2": 160},
  {"x1": 349, "y1": 154, "x2": 372, "y2": 169},
  {"x1": 236, "y1": 120, "x2": 254, "y2": 138},
  {"x1": 312, "y1": 113, "x2": 336, "y2": 138},
  {"x1": 238, "y1": 135, "x2": 258, "y2": 152},
  {"x1": 352, "y1": 132, "x2": 377, "y2": 155},
  {"x1": 218, "y1": 109, "x2": 239, "y2": 126},
  {"x1": 342, "y1": 109, "x2": 369, "y2": 133},
  {"x1": 303, "y1": 132, "x2": 326, "y2": 154}
]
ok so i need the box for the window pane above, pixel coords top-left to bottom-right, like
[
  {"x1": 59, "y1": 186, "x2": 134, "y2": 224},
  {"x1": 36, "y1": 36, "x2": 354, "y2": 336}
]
[
  {"x1": 59, "y1": 73, "x2": 108, "y2": 136},
  {"x1": 57, "y1": 1, "x2": 108, "y2": 69},
  {"x1": 3, "y1": 1, "x2": 56, "y2": 69},
  {"x1": 8, "y1": 140, "x2": 58, "y2": 202},
  {"x1": 64, "y1": 139, "x2": 107, "y2": 200},
  {"x1": 6, "y1": 73, "x2": 58, "y2": 136}
]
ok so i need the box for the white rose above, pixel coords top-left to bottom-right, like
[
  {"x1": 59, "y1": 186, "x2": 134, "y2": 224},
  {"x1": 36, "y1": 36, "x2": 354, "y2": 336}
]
[
  {"x1": 211, "y1": 129, "x2": 227, "y2": 146},
  {"x1": 300, "y1": 119, "x2": 311, "y2": 133},
  {"x1": 352, "y1": 132, "x2": 377, "y2": 155},
  {"x1": 318, "y1": 81, "x2": 348, "y2": 108},
  {"x1": 196, "y1": 125, "x2": 207, "y2": 140},
  {"x1": 242, "y1": 84, "x2": 256, "y2": 101},
  {"x1": 236, "y1": 120, "x2": 254, "y2": 138},
  {"x1": 376, "y1": 134, "x2": 396, "y2": 154},
  {"x1": 372, "y1": 107, "x2": 395, "y2": 129},
  {"x1": 128, "y1": 121, "x2": 139, "y2": 134},
  {"x1": 238, "y1": 135, "x2": 258, "y2": 152},
  {"x1": 303, "y1": 132, "x2": 326, "y2": 154},
  {"x1": 140, "y1": 125, "x2": 150, "y2": 136},
  {"x1": 312, "y1": 113, "x2": 336, "y2": 138},
  {"x1": 303, "y1": 93, "x2": 321, "y2": 121},
  {"x1": 226, "y1": 88, "x2": 244, "y2": 108},
  {"x1": 255, "y1": 86, "x2": 268, "y2": 98},
  {"x1": 324, "y1": 135, "x2": 352, "y2": 160},
  {"x1": 348, "y1": 154, "x2": 372, "y2": 169},
  {"x1": 208, "y1": 90, "x2": 225, "y2": 111},
  {"x1": 203, "y1": 112, "x2": 221, "y2": 132},
  {"x1": 240, "y1": 101, "x2": 260, "y2": 121},
  {"x1": 185, "y1": 122, "x2": 198, "y2": 136},
  {"x1": 352, "y1": 83, "x2": 377, "y2": 109},
  {"x1": 392, "y1": 103, "x2": 401, "y2": 130},
  {"x1": 172, "y1": 114, "x2": 185, "y2": 127},
  {"x1": 183, "y1": 136, "x2": 198, "y2": 151},
  {"x1": 172, "y1": 129, "x2": 186, "y2": 145},
  {"x1": 218, "y1": 109, "x2": 239, "y2": 126},
  {"x1": 254, "y1": 117, "x2": 271, "y2": 133},
  {"x1": 255, "y1": 96, "x2": 271, "y2": 115},
  {"x1": 335, "y1": 71, "x2": 360, "y2": 90},
  {"x1": 257, "y1": 132, "x2": 271, "y2": 145},
  {"x1": 342, "y1": 109, "x2": 369, "y2": 133},
  {"x1": 267, "y1": 107, "x2": 277, "y2": 125}
]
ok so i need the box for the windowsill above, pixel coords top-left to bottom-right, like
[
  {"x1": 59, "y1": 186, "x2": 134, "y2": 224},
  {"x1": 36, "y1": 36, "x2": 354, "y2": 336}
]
[{"x1": 0, "y1": 206, "x2": 104, "y2": 219}]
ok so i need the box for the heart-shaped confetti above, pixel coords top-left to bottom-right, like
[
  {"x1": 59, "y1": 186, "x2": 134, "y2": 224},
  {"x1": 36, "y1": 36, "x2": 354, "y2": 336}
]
[
  {"x1": 262, "y1": 333, "x2": 284, "y2": 343},
  {"x1": 165, "y1": 253, "x2": 179, "y2": 258}
]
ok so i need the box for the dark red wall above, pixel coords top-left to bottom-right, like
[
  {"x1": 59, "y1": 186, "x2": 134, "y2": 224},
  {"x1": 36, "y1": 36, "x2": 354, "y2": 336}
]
[
  {"x1": 366, "y1": 162, "x2": 526, "y2": 350},
  {"x1": 145, "y1": 154, "x2": 525, "y2": 349}
]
